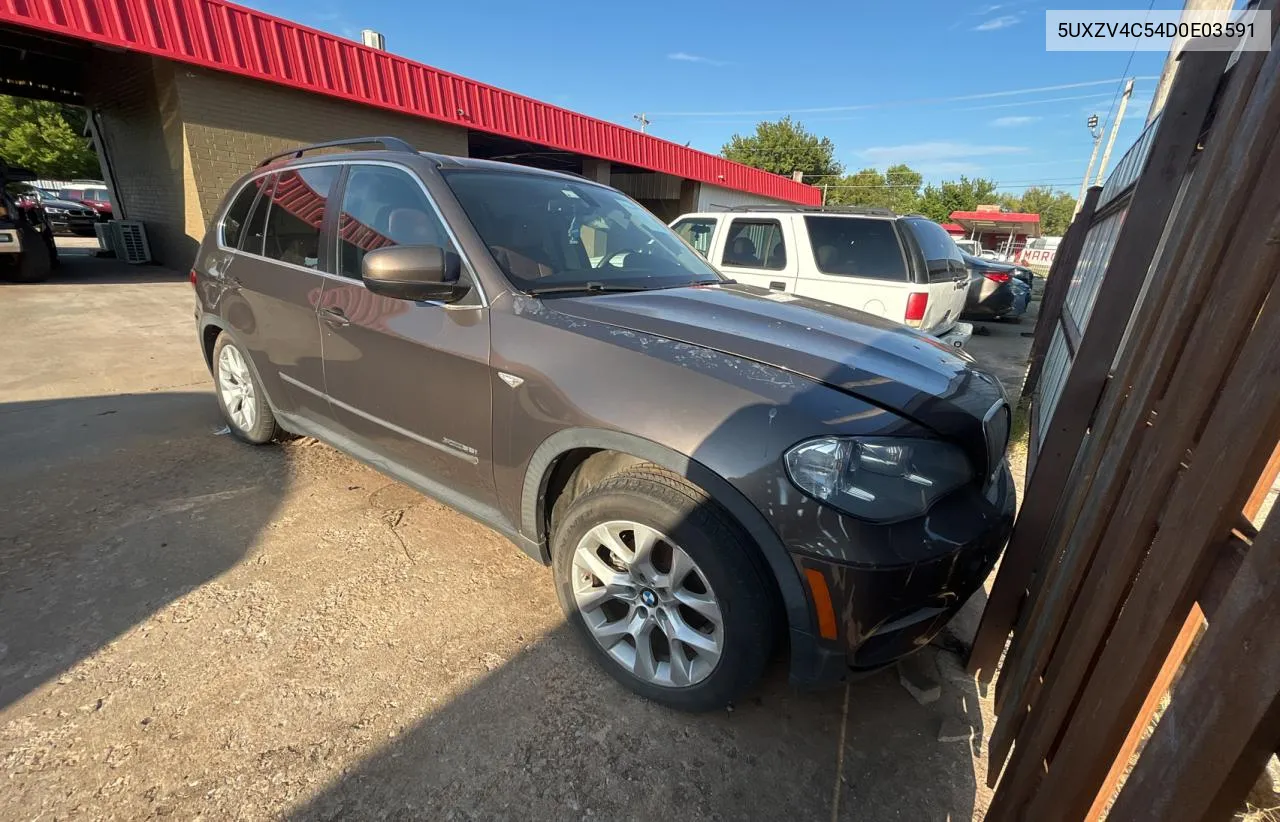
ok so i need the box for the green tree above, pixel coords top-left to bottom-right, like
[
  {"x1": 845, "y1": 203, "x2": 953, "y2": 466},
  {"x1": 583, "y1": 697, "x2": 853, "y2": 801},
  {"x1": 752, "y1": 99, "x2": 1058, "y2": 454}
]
[
  {"x1": 822, "y1": 163, "x2": 923, "y2": 214},
  {"x1": 0, "y1": 95, "x2": 99, "y2": 179},
  {"x1": 914, "y1": 176, "x2": 1000, "y2": 222},
  {"x1": 822, "y1": 167, "x2": 887, "y2": 207},
  {"x1": 721, "y1": 117, "x2": 843, "y2": 179},
  {"x1": 1009, "y1": 186, "x2": 1077, "y2": 235}
]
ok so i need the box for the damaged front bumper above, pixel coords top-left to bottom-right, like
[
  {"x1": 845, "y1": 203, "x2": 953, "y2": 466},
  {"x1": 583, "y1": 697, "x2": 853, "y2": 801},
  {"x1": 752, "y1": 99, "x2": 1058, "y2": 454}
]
[{"x1": 788, "y1": 461, "x2": 1016, "y2": 684}]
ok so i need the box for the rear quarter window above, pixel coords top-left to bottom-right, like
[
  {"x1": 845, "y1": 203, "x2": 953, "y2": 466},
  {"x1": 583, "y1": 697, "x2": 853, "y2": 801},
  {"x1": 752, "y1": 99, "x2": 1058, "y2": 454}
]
[
  {"x1": 802, "y1": 216, "x2": 907, "y2": 281},
  {"x1": 220, "y1": 181, "x2": 261, "y2": 250},
  {"x1": 904, "y1": 217, "x2": 965, "y2": 282}
]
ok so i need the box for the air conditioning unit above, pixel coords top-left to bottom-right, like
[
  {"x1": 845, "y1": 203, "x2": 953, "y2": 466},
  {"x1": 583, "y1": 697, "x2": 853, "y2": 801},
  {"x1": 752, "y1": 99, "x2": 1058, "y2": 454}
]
[{"x1": 108, "y1": 220, "x2": 151, "y2": 264}]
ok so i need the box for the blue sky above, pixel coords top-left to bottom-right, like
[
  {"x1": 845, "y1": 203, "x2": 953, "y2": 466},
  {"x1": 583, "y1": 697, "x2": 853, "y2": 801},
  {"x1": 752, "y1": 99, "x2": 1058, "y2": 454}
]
[{"x1": 245, "y1": 0, "x2": 1205, "y2": 194}]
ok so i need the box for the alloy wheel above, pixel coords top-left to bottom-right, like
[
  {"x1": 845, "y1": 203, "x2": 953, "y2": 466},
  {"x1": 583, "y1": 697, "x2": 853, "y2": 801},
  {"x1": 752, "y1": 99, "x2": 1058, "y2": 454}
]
[
  {"x1": 572, "y1": 520, "x2": 724, "y2": 687},
  {"x1": 217, "y1": 344, "x2": 257, "y2": 432}
]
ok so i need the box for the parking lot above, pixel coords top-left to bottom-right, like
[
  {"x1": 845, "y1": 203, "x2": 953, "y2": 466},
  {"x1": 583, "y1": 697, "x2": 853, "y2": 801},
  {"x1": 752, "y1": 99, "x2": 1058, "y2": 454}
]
[{"x1": 0, "y1": 243, "x2": 1035, "y2": 821}]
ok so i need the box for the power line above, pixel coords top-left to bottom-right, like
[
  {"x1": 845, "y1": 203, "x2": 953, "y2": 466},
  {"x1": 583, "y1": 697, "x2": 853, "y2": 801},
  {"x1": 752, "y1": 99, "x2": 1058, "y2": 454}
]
[
  {"x1": 1097, "y1": 0, "x2": 1154, "y2": 142},
  {"x1": 648, "y1": 76, "x2": 1160, "y2": 117},
  {"x1": 798, "y1": 175, "x2": 1086, "y2": 185}
]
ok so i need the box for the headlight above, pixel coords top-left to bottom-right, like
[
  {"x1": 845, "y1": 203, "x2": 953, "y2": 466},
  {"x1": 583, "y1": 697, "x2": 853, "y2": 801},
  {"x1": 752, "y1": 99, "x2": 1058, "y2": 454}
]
[
  {"x1": 784, "y1": 436, "x2": 972, "y2": 522},
  {"x1": 45, "y1": 207, "x2": 66, "y2": 214}
]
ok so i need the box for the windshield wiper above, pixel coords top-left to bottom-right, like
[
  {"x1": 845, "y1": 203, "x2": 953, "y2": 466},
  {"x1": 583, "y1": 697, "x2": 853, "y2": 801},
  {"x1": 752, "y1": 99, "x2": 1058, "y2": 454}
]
[{"x1": 525, "y1": 282, "x2": 649, "y2": 296}]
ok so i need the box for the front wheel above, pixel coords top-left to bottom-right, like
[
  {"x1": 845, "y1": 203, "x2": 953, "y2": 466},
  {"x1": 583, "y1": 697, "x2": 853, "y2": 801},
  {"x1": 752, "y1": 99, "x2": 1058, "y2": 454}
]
[
  {"x1": 552, "y1": 465, "x2": 776, "y2": 712},
  {"x1": 212, "y1": 333, "x2": 278, "y2": 444}
]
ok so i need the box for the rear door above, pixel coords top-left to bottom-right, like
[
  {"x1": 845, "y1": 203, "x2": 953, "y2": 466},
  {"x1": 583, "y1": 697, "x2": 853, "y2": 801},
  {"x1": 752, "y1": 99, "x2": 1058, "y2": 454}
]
[
  {"x1": 217, "y1": 166, "x2": 337, "y2": 424},
  {"x1": 793, "y1": 215, "x2": 910, "y2": 320},
  {"x1": 714, "y1": 216, "x2": 797, "y2": 292},
  {"x1": 901, "y1": 217, "x2": 969, "y2": 333}
]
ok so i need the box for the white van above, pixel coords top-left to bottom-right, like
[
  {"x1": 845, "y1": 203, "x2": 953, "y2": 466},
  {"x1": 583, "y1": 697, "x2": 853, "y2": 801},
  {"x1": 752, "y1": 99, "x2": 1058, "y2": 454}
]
[{"x1": 671, "y1": 207, "x2": 972, "y2": 347}]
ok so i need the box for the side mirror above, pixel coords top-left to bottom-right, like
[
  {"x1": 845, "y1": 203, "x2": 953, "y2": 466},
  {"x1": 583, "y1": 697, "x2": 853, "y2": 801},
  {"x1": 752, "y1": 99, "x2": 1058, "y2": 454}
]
[{"x1": 362, "y1": 245, "x2": 472, "y2": 304}]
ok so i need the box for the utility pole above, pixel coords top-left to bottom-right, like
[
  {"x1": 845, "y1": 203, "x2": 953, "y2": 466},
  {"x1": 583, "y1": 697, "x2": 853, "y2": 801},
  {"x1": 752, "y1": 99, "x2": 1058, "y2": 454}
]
[
  {"x1": 1095, "y1": 78, "x2": 1135, "y2": 186},
  {"x1": 632, "y1": 113, "x2": 650, "y2": 133},
  {"x1": 1147, "y1": 0, "x2": 1233, "y2": 124},
  {"x1": 1074, "y1": 114, "x2": 1104, "y2": 215}
]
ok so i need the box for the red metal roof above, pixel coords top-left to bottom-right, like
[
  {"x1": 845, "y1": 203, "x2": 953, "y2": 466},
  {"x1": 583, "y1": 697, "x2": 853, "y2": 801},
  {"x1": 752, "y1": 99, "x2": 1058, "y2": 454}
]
[
  {"x1": 941, "y1": 222, "x2": 964, "y2": 233},
  {"x1": 0, "y1": 0, "x2": 820, "y2": 205},
  {"x1": 949, "y1": 211, "x2": 1041, "y2": 224}
]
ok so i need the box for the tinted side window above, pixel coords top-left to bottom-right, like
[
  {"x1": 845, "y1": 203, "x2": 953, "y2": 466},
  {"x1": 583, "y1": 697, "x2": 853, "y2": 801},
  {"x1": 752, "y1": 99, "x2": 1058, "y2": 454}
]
[
  {"x1": 803, "y1": 216, "x2": 907, "y2": 281},
  {"x1": 262, "y1": 166, "x2": 339, "y2": 270},
  {"x1": 905, "y1": 217, "x2": 964, "y2": 282},
  {"x1": 239, "y1": 174, "x2": 275, "y2": 255},
  {"x1": 220, "y1": 181, "x2": 260, "y2": 250},
  {"x1": 721, "y1": 219, "x2": 785, "y2": 270},
  {"x1": 337, "y1": 164, "x2": 451, "y2": 280},
  {"x1": 672, "y1": 217, "x2": 717, "y2": 257}
]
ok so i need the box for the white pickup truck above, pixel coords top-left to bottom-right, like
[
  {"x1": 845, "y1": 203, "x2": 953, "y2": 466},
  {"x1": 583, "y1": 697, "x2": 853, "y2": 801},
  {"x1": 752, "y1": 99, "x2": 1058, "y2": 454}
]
[{"x1": 671, "y1": 207, "x2": 972, "y2": 348}]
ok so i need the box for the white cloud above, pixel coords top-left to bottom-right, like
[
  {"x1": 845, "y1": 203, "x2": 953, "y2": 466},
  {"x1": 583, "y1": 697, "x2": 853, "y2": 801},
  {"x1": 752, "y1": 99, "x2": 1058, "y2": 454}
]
[
  {"x1": 858, "y1": 142, "x2": 1029, "y2": 174},
  {"x1": 919, "y1": 161, "x2": 985, "y2": 175},
  {"x1": 960, "y1": 92, "x2": 1116, "y2": 112},
  {"x1": 667, "y1": 52, "x2": 727, "y2": 66},
  {"x1": 990, "y1": 115, "x2": 1040, "y2": 127},
  {"x1": 861, "y1": 142, "x2": 1028, "y2": 162},
  {"x1": 974, "y1": 14, "x2": 1021, "y2": 31}
]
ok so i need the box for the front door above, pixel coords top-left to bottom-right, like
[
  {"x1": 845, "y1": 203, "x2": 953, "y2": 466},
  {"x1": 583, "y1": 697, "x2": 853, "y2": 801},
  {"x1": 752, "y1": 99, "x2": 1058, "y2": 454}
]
[{"x1": 318, "y1": 163, "x2": 495, "y2": 506}]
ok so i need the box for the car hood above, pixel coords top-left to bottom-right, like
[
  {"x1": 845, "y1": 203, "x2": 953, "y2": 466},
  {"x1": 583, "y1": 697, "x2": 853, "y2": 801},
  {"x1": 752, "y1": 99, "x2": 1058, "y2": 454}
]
[{"x1": 548, "y1": 283, "x2": 1004, "y2": 451}]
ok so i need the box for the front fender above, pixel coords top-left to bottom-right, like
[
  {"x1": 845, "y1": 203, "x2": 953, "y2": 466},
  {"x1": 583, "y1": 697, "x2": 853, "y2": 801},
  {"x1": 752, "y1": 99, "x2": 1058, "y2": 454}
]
[{"x1": 520, "y1": 427, "x2": 823, "y2": 673}]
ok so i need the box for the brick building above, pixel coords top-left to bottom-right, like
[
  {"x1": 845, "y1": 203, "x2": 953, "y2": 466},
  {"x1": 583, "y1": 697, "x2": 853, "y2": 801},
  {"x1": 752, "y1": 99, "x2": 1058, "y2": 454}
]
[{"x1": 1, "y1": 1, "x2": 819, "y2": 266}]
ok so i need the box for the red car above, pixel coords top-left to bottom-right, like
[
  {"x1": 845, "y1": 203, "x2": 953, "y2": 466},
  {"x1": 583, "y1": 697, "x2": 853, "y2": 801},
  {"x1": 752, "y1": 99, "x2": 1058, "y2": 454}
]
[{"x1": 60, "y1": 186, "x2": 112, "y2": 220}]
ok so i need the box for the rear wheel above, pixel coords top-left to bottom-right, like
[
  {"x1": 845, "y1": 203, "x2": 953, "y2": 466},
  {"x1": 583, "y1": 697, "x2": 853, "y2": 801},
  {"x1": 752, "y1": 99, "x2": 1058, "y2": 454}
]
[
  {"x1": 212, "y1": 333, "x2": 277, "y2": 444},
  {"x1": 552, "y1": 465, "x2": 776, "y2": 712}
]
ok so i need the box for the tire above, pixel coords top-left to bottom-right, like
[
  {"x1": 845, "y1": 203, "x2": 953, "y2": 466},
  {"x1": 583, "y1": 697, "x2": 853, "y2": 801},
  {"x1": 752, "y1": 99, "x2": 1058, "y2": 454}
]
[
  {"x1": 12, "y1": 230, "x2": 52, "y2": 283},
  {"x1": 551, "y1": 465, "x2": 776, "y2": 712},
  {"x1": 212, "y1": 333, "x2": 278, "y2": 444}
]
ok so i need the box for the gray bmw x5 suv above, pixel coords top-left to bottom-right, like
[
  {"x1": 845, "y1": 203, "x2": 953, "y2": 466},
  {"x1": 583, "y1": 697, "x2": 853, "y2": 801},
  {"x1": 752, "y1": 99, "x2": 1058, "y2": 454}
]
[{"x1": 193, "y1": 137, "x2": 1015, "y2": 712}]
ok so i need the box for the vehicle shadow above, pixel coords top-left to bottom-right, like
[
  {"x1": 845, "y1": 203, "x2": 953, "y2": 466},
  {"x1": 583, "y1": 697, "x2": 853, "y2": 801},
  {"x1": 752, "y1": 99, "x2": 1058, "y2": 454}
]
[
  {"x1": 0, "y1": 248, "x2": 187, "y2": 286},
  {"x1": 287, "y1": 326, "x2": 995, "y2": 820},
  {"x1": 287, "y1": 618, "x2": 986, "y2": 822},
  {"x1": 0, "y1": 391, "x2": 288, "y2": 710}
]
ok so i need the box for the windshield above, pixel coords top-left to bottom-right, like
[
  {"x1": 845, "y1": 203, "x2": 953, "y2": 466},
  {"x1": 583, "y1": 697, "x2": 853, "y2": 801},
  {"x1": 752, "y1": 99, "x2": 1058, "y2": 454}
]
[{"x1": 441, "y1": 169, "x2": 722, "y2": 293}]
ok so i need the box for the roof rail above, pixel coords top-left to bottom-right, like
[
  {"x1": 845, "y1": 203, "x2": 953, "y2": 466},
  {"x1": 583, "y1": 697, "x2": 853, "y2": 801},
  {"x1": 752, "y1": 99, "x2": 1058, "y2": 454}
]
[
  {"x1": 725, "y1": 204, "x2": 820, "y2": 212},
  {"x1": 258, "y1": 136, "x2": 415, "y2": 167},
  {"x1": 724, "y1": 204, "x2": 897, "y2": 217},
  {"x1": 816, "y1": 205, "x2": 896, "y2": 217}
]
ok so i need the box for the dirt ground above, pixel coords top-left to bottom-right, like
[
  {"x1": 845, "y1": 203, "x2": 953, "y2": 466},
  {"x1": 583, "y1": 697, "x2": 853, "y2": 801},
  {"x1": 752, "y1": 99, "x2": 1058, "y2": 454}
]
[{"x1": 0, "y1": 244, "x2": 1036, "y2": 821}]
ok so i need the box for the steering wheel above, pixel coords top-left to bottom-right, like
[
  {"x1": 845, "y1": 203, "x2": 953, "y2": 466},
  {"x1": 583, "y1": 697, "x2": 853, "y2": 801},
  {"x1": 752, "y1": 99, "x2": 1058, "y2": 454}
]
[{"x1": 599, "y1": 248, "x2": 647, "y2": 268}]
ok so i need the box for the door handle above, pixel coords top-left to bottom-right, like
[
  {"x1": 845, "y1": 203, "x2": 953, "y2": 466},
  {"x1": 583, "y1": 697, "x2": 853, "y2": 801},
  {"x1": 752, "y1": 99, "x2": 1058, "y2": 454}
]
[
  {"x1": 319, "y1": 306, "x2": 350, "y2": 327},
  {"x1": 769, "y1": 281, "x2": 787, "y2": 291}
]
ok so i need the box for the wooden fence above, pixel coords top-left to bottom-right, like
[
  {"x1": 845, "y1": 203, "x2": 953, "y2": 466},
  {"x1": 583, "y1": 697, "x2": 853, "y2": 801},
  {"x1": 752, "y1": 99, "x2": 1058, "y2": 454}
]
[{"x1": 967, "y1": 8, "x2": 1280, "y2": 818}]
